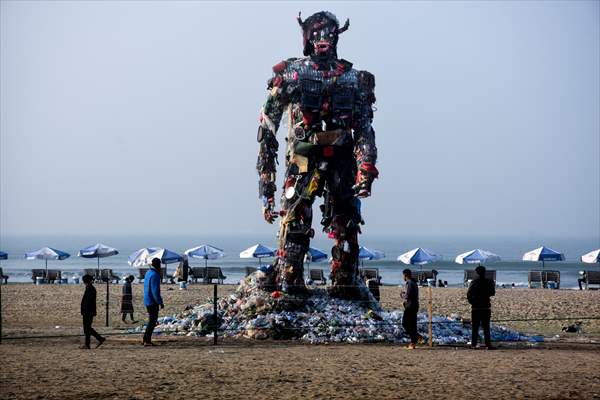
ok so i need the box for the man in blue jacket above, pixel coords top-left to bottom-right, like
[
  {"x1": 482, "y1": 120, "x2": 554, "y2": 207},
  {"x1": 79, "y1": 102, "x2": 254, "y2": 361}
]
[{"x1": 143, "y1": 258, "x2": 164, "y2": 346}]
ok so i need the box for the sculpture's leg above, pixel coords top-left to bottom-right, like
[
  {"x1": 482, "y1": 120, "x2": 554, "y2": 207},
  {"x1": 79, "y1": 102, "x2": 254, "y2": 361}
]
[
  {"x1": 327, "y1": 197, "x2": 361, "y2": 299},
  {"x1": 274, "y1": 170, "x2": 317, "y2": 295}
]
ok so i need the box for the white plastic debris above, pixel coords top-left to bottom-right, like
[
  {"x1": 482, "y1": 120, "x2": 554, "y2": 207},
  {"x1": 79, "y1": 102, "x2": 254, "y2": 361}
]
[{"x1": 131, "y1": 273, "x2": 541, "y2": 344}]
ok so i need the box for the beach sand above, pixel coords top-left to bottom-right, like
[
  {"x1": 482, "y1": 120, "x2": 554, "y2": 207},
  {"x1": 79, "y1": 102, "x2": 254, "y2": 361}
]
[{"x1": 1, "y1": 284, "x2": 600, "y2": 399}]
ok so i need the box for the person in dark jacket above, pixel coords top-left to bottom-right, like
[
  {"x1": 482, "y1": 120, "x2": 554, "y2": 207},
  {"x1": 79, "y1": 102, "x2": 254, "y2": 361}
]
[
  {"x1": 80, "y1": 274, "x2": 105, "y2": 349},
  {"x1": 467, "y1": 265, "x2": 496, "y2": 349},
  {"x1": 121, "y1": 275, "x2": 136, "y2": 323},
  {"x1": 402, "y1": 269, "x2": 420, "y2": 349},
  {"x1": 143, "y1": 258, "x2": 164, "y2": 346}
]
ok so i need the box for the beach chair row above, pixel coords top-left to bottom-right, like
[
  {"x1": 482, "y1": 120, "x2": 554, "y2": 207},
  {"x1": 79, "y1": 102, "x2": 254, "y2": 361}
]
[
  {"x1": 136, "y1": 266, "x2": 226, "y2": 284},
  {"x1": 245, "y1": 267, "x2": 600, "y2": 290}
]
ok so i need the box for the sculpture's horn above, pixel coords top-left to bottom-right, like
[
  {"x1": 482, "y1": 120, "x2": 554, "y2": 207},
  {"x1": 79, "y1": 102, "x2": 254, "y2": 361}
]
[
  {"x1": 339, "y1": 18, "x2": 350, "y2": 33},
  {"x1": 297, "y1": 11, "x2": 304, "y2": 27}
]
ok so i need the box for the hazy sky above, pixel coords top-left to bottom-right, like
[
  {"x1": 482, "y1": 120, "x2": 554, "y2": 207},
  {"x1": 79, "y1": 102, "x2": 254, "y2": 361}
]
[{"x1": 1, "y1": 1, "x2": 598, "y2": 241}]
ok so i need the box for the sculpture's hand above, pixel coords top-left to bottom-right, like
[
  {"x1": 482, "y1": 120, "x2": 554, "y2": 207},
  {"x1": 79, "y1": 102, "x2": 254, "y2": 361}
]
[
  {"x1": 262, "y1": 196, "x2": 279, "y2": 224},
  {"x1": 353, "y1": 162, "x2": 379, "y2": 198}
]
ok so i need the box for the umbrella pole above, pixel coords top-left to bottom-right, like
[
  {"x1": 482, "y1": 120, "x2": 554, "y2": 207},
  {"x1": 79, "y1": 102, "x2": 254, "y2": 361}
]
[
  {"x1": 542, "y1": 260, "x2": 545, "y2": 289},
  {"x1": 204, "y1": 258, "x2": 208, "y2": 285},
  {"x1": 45, "y1": 259, "x2": 48, "y2": 280}
]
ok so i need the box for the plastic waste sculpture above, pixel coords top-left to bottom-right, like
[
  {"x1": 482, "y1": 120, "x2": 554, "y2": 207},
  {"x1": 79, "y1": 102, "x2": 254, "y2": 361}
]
[{"x1": 256, "y1": 11, "x2": 379, "y2": 299}]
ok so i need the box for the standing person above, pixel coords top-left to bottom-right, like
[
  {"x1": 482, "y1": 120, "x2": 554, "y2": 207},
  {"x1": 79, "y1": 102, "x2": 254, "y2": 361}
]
[
  {"x1": 402, "y1": 269, "x2": 420, "y2": 350},
  {"x1": 121, "y1": 275, "x2": 137, "y2": 323},
  {"x1": 80, "y1": 274, "x2": 106, "y2": 349},
  {"x1": 143, "y1": 258, "x2": 164, "y2": 346},
  {"x1": 467, "y1": 265, "x2": 496, "y2": 350},
  {"x1": 181, "y1": 255, "x2": 190, "y2": 283}
]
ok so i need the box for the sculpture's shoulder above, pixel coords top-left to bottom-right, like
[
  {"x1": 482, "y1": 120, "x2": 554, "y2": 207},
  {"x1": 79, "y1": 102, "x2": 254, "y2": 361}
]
[
  {"x1": 271, "y1": 57, "x2": 308, "y2": 75},
  {"x1": 267, "y1": 57, "x2": 307, "y2": 89},
  {"x1": 348, "y1": 65, "x2": 376, "y2": 103}
]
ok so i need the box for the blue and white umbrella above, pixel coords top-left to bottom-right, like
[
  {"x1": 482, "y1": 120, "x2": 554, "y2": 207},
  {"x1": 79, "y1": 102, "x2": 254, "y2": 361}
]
[
  {"x1": 398, "y1": 248, "x2": 441, "y2": 270},
  {"x1": 358, "y1": 246, "x2": 385, "y2": 267},
  {"x1": 304, "y1": 247, "x2": 327, "y2": 274},
  {"x1": 305, "y1": 247, "x2": 328, "y2": 263},
  {"x1": 128, "y1": 247, "x2": 160, "y2": 268},
  {"x1": 522, "y1": 246, "x2": 565, "y2": 270},
  {"x1": 25, "y1": 247, "x2": 71, "y2": 273},
  {"x1": 78, "y1": 243, "x2": 119, "y2": 272},
  {"x1": 146, "y1": 248, "x2": 184, "y2": 265},
  {"x1": 185, "y1": 245, "x2": 225, "y2": 263},
  {"x1": 581, "y1": 249, "x2": 600, "y2": 264},
  {"x1": 240, "y1": 244, "x2": 275, "y2": 266},
  {"x1": 185, "y1": 245, "x2": 225, "y2": 278},
  {"x1": 455, "y1": 249, "x2": 501, "y2": 266},
  {"x1": 0, "y1": 251, "x2": 7, "y2": 269}
]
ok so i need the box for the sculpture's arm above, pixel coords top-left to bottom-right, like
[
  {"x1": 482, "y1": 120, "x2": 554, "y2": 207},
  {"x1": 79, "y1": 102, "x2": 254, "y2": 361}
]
[
  {"x1": 256, "y1": 61, "x2": 289, "y2": 223},
  {"x1": 353, "y1": 70, "x2": 379, "y2": 198}
]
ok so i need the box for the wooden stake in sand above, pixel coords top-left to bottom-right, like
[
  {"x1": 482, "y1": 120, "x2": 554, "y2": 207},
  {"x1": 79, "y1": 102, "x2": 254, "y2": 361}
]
[
  {"x1": 428, "y1": 286, "x2": 433, "y2": 347},
  {"x1": 106, "y1": 279, "x2": 109, "y2": 327},
  {"x1": 213, "y1": 284, "x2": 218, "y2": 345}
]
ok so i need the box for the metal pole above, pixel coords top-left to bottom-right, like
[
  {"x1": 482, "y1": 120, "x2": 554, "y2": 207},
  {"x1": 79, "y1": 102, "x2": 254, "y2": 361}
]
[
  {"x1": 213, "y1": 284, "x2": 218, "y2": 345},
  {"x1": 105, "y1": 279, "x2": 109, "y2": 327},
  {"x1": 0, "y1": 278, "x2": 3, "y2": 345},
  {"x1": 428, "y1": 286, "x2": 433, "y2": 347}
]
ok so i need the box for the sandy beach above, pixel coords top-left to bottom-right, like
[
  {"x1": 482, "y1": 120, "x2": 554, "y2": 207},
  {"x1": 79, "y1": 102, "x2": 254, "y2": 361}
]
[{"x1": 1, "y1": 284, "x2": 600, "y2": 399}]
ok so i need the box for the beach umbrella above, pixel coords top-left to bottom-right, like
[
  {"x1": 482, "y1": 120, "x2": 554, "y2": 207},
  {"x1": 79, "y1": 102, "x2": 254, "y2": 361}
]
[
  {"x1": 145, "y1": 248, "x2": 184, "y2": 280},
  {"x1": 77, "y1": 243, "x2": 119, "y2": 272},
  {"x1": 358, "y1": 246, "x2": 385, "y2": 267},
  {"x1": 240, "y1": 244, "x2": 275, "y2": 266},
  {"x1": 305, "y1": 247, "x2": 328, "y2": 262},
  {"x1": 522, "y1": 246, "x2": 565, "y2": 270},
  {"x1": 146, "y1": 248, "x2": 184, "y2": 264},
  {"x1": 185, "y1": 245, "x2": 225, "y2": 278},
  {"x1": 398, "y1": 248, "x2": 441, "y2": 271},
  {"x1": 0, "y1": 251, "x2": 7, "y2": 268},
  {"x1": 128, "y1": 247, "x2": 160, "y2": 268},
  {"x1": 185, "y1": 245, "x2": 225, "y2": 265},
  {"x1": 25, "y1": 247, "x2": 70, "y2": 274},
  {"x1": 455, "y1": 249, "x2": 501, "y2": 266},
  {"x1": 304, "y1": 247, "x2": 327, "y2": 274},
  {"x1": 581, "y1": 249, "x2": 600, "y2": 264}
]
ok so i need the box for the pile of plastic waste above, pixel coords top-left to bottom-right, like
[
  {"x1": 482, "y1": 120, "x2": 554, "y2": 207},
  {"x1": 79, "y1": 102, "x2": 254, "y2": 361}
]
[{"x1": 131, "y1": 272, "x2": 542, "y2": 344}]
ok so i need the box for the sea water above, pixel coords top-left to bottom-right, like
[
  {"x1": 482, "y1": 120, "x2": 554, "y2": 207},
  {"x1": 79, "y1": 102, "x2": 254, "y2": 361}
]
[{"x1": 0, "y1": 233, "x2": 597, "y2": 288}]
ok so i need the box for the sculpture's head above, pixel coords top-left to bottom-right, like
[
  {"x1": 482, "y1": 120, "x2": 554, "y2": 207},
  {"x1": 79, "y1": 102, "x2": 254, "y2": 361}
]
[{"x1": 297, "y1": 11, "x2": 349, "y2": 58}]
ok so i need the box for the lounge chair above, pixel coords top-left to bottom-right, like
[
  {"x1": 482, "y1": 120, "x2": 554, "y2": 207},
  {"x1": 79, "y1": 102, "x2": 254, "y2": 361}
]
[
  {"x1": 137, "y1": 268, "x2": 149, "y2": 283},
  {"x1": 583, "y1": 271, "x2": 600, "y2": 289},
  {"x1": 361, "y1": 268, "x2": 382, "y2": 284},
  {"x1": 31, "y1": 269, "x2": 46, "y2": 283},
  {"x1": 100, "y1": 269, "x2": 121, "y2": 284},
  {"x1": 528, "y1": 270, "x2": 560, "y2": 289},
  {"x1": 0, "y1": 268, "x2": 8, "y2": 284},
  {"x1": 46, "y1": 269, "x2": 62, "y2": 284},
  {"x1": 410, "y1": 269, "x2": 438, "y2": 286},
  {"x1": 190, "y1": 267, "x2": 206, "y2": 283},
  {"x1": 245, "y1": 266, "x2": 257, "y2": 277},
  {"x1": 83, "y1": 268, "x2": 102, "y2": 282},
  {"x1": 463, "y1": 269, "x2": 497, "y2": 287},
  {"x1": 309, "y1": 269, "x2": 326, "y2": 285},
  {"x1": 206, "y1": 267, "x2": 226, "y2": 284}
]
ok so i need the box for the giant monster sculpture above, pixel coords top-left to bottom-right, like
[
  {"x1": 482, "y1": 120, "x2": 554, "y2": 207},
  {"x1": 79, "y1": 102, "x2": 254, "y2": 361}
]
[{"x1": 256, "y1": 11, "x2": 379, "y2": 299}]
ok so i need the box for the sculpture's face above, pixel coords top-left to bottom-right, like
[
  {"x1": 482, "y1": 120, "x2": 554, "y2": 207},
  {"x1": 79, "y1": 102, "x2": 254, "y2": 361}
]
[{"x1": 307, "y1": 19, "x2": 338, "y2": 56}]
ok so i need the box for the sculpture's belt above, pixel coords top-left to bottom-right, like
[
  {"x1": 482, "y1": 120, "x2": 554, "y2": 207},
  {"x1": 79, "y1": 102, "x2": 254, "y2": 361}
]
[
  {"x1": 293, "y1": 129, "x2": 353, "y2": 158},
  {"x1": 308, "y1": 129, "x2": 352, "y2": 146}
]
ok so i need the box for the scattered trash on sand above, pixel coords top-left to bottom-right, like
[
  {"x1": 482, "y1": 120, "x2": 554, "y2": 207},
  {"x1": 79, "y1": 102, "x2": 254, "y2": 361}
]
[{"x1": 131, "y1": 273, "x2": 542, "y2": 344}]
